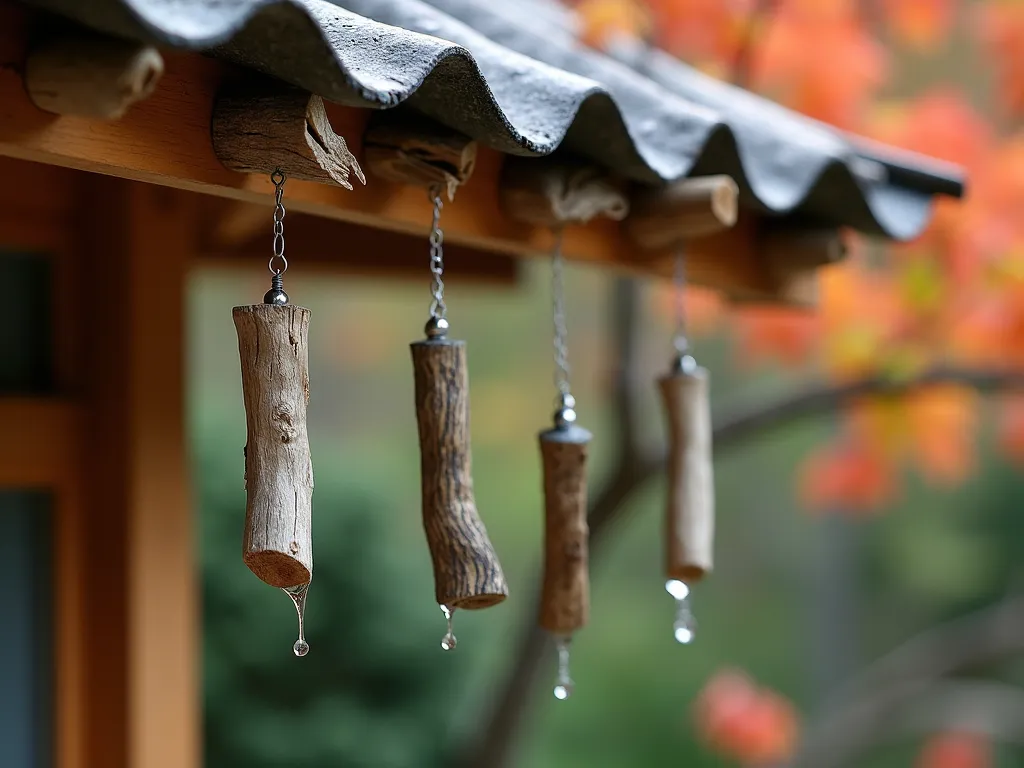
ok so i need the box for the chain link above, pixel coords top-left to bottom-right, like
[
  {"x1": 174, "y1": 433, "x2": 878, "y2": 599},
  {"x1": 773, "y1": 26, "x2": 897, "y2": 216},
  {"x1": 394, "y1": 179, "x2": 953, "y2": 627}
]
[
  {"x1": 427, "y1": 186, "x2": 446, "y2": 320},
  {"x1": 551, "y1": 228, "x2": 571, "y2": 398},
  {"x1": 673, "y1": 247, "x2": 688, "y2": 356},
  {"x1": 269, "y1": 169, "x2": 288, "y2": 276}
]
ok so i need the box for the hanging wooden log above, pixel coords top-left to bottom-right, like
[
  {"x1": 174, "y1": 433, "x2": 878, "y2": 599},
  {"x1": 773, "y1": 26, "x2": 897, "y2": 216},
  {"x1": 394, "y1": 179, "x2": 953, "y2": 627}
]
[
  {"x1": 659, "y1": 366, "x2": 714, "y2": 583},
  {"x1": 627, "y1": 175, "x2": 739, "y2": 248},
  {"x1": 411, "y1": 338, "x2": 508, "y2": 609},
  {"x1": 25, "y1": 32, "x2": 164, "y2": 120},
  {"x1": 234, "y1": 303, "x2": 314, "y2": 589},
  {"x1": 538, "y1": 425, "x2": 592, "y2": 635},
  {"x1": 363, "y1": 111, "x2": 477, "y2": 199},
  {"x1": 500, "y1": 156, "x2": 630, "y2": 226},
  {"x1": 212, "y1": 81, "x2": 365, "y2": 189}
]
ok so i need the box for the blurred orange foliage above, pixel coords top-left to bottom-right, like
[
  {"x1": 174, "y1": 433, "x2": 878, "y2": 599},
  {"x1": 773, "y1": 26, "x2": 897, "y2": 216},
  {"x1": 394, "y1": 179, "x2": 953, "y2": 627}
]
[
  {"x1": 573, "y1": 0, "x2": 1024, "y2": 516},
  {"x1": 694, "y1": 669, "x2": 800, "y2": 763},
  {"x1": 917, "y1": 732, "x2": 992, "y2": 768}
]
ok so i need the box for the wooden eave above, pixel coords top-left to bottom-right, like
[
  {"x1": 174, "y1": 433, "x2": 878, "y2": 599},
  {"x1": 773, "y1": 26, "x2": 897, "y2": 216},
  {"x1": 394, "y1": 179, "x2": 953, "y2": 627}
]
[{"x1": 0, "y1": 2, "x2": 821, "y2": 302}]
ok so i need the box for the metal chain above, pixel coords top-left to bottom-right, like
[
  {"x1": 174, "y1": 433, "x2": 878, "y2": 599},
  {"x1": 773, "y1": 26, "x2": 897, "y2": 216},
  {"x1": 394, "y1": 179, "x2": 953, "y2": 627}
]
[
  {"x1": 269, "y1": 169, "x2": 288, "y2": 276},
  {"x1": 428, "y1": 186, "x2": 446, "y2": 320},
  {"x1": 673, "y1": 247, "x2": 688, "y2": 357},
  {"x1": 551, "y1": 228, "x2": 571, "y2": 398}
]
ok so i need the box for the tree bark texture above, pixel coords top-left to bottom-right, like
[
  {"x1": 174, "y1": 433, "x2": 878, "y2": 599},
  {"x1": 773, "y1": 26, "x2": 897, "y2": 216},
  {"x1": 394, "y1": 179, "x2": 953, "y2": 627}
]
[
  {"x1": 411, "y1": 338, "x2": 508, "y2": 609},
  {"x1": 538, "y1": 425, "x2": 592, "y2": 635},
  {"x1": 233, "y1": 304, "x2": 313, "y2": 589},
  {"x1": 659, "y1": 367, "x2": 714, "y2": 583},
  {"x1": 212, "y1": 81, "x2": 365, "y2": 189},
  {"x1": 364, "y1": 111, "x2": 477, "y2": 199}
]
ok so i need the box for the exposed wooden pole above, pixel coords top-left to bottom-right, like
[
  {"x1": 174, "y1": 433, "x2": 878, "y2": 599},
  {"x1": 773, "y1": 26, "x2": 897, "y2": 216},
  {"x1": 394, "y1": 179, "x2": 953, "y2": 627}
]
[
  {"x1": 364, "y1": 111, "x2": 477, "y2": 199},
  {"x1": 537, "y1": 426, "x2": 592, "y2": 635},
  {"x1": 234, "y1": 304, "x2": 314, "y2": 589},
  {"x1": 627, "y1": 175, "x2": 739, "y2": 247},
  {"x1": 25, "y1": 32, "x2": 164, "y2": 119},
  {"x1": 212, "y1": 81, "x2": 365, "y2": 189},
  {"x1": 411, "y1": 339, "x2": 508, "y2": 610}
]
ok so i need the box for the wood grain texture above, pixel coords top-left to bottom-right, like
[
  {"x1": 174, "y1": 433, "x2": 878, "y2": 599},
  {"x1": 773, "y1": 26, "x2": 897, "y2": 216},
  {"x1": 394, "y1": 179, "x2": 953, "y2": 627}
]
[
  {"x1": 538, "y1": 425, "x2": 592, "y2": 635},
  {"x1": 0, "y1": 5, "x2": 811, "y2": 303},
  {"x1": 659, "y1": 368, "x2": 715, "y2": 583},
  {"x1": 627, "y1": 175, "x2": 739, "y2": 248},
  {"x1": 25, "y1": 32, "x2": 164, "y2": 120},
  {"x1": 500, "y1": 156, "x2": 629, "y2": 226},
  {"x1": 233, "y1": 303, "x2": 314, "y2": 589},
  {"x1": 411, "y1": 339, "x2": 508, "y2": 609},
  {"x1": 212, "y1": 81, "x2": 364, "y2": 189},
  {"x1": 364, "y1": 111, "x2": 477, "y2": 199}
]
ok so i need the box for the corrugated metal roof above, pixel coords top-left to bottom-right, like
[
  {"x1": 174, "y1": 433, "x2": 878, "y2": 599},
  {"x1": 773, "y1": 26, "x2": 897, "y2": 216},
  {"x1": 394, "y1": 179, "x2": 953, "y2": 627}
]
[{"x1": 22, "y1": 0, "x2": 965, "y2": 240}]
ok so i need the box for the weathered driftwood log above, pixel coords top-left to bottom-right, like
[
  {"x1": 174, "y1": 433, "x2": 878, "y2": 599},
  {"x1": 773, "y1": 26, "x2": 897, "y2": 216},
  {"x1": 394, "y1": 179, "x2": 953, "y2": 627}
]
[
  {"x1": 25, "y1": 33, "x2": 164, "y2": 120},
  {"x1": 627, "y1": 175, "x2": 739, "y2": 248},
  {"x1": 234, "y1": 304, "x2": 314, "y2": 588},
  {"x1": 538, "y1": 425, "x2": 592, "y2": 635},
  {"x1": 364, "y1": 112, "x2": 477, "y2": 199},
  {"x1": 411, "y1": 338, "x2": 508, "y2": 609},
  {"x1": 212, "y1": 82, "x2": 365, "y2": 189},
  {"x1": 659, "y1": 367, "x2": 714, "y2": 583},
  {"x1": 500, "y1": 156, "x2": 630, "y2": 226}
]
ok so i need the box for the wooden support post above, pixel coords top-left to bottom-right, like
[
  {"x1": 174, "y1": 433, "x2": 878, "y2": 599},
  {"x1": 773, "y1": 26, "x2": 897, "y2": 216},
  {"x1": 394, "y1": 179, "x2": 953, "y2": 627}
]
[
  {"x1": 25, "y1": 32, "x2": 163, "y2": 120},
  {"x1": 78, "y1": 177, "x2": 197, "y2": 768},
  {"x1": 538, "y1": 426, "x2": 592, "y2": 635},
  {"x1": 212, "y1": 81, "x2": 365, "y2": 189},
  {"x1": 659, "y1": 368, "x2": 714, "y2": 583},
  {"x1": 627, "y1": 175, "x2": 739, "y2": 247},
  {"x1": 411, "y1": 338, "x2": 508, "y2": 609},
  {"x1": 364, "y1": 111, "x2": 477, "y2": 199},
  {"x1": 234, "y1": 304, "x2": 314, "y2": 588}
]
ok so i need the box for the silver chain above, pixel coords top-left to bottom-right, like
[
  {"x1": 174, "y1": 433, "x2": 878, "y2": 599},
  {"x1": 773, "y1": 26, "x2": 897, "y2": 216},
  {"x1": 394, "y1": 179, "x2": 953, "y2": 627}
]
[
  {"x1": 269, "y1": 169, "x2": 288, "y2": 276},
  {"x1": 673, "y1": 247, "x2": 688, "y2": 356},
  {"x1": 551, "y1": 228, "x2": 571, "y2": 397},
  {"x1": 428, "y1": 186, "x2": 446, "y2": 320}
]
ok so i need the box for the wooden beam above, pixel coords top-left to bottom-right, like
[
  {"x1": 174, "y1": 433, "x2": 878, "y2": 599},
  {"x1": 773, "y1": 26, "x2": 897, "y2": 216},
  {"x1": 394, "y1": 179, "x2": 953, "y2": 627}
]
[
  {"x1": 0, "y1": 2, "x2": 806, "y2": 303},
  {"x1": 77, "y1": 176, "x2": 197, "y2": 768},
  {"x1": 200, "y1": 208, "x2": 519, "y2": 285}
]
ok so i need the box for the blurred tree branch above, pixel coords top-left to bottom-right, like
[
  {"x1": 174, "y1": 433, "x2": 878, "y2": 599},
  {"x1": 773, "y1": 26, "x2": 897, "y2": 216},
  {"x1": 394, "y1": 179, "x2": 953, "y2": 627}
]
[
  {"x1": 793, "y1": 597, "x2": 1024, "y2": 766},
  {"x1": 460, "y1": 276, "x2": 1024, "y2": 768}
]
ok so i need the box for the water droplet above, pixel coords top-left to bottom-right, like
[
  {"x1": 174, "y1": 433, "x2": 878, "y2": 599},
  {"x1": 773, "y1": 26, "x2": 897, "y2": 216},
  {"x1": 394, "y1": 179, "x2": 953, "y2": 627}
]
[
  {"x1": 665, "y1": 581, "x2": 697, "y2": 645},
  {"x1": 440, "y1": 604, "x2": 457, "y2": 652},
  {"x1": 552, "y1": 636, "x2": 574, "y2": 700},
  {"x1": 283, "y1": 581, "x2": 310, "y2": 658}
]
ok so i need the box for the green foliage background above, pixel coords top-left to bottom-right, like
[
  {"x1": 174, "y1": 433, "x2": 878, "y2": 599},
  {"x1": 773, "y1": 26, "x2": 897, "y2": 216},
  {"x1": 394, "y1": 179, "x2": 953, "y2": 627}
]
[{"x1": 192, "y1": 264, "x2": 1024, "y2": 767}]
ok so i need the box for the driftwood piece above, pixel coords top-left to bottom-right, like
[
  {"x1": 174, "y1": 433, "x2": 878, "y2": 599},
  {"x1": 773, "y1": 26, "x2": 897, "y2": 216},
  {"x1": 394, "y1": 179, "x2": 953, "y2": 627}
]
[
  {"x1": 233, "y1": 304, "x2": 314, "y2": 588},
  {"x1": 659, "y1": 367, "x2": 714, "y2": 583},
  {"x1": 364, "y1": 112, "x2": 477, "y2": 199},
  {"x1": 212, "y1": 82, "x2": 365, "y2": 189},
  {"x1": 627, "y1": 175, "x2": 739, "y2": 249},
  {"x1": 411, "y1": 338, "x2": 508, "y2": 609},
  {"x1": 538, "y1": 425, "x2": 592, "y2": 635},
  {"x1": 500, "y1": 157, "x2": 630, "y2": 226},
  {"x1": 25, "y1": 33, "x2": 164, "y2": 120}
]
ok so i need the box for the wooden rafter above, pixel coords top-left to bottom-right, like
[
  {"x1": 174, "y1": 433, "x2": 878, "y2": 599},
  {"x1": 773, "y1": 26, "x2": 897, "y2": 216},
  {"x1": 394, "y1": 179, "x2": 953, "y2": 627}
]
[{"x1": 0, "y1": 2, "x2": 822, "y2": 303}]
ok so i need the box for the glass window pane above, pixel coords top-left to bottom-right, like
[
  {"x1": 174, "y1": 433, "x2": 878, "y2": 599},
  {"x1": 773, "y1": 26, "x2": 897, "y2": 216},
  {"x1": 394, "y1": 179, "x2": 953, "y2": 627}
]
[
  {"x1": 1, "y1": 252, "x2": 53, "y2": 394},
  {"x1": 0, "y1": 490, "x2": 53, "y2": 768}
]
